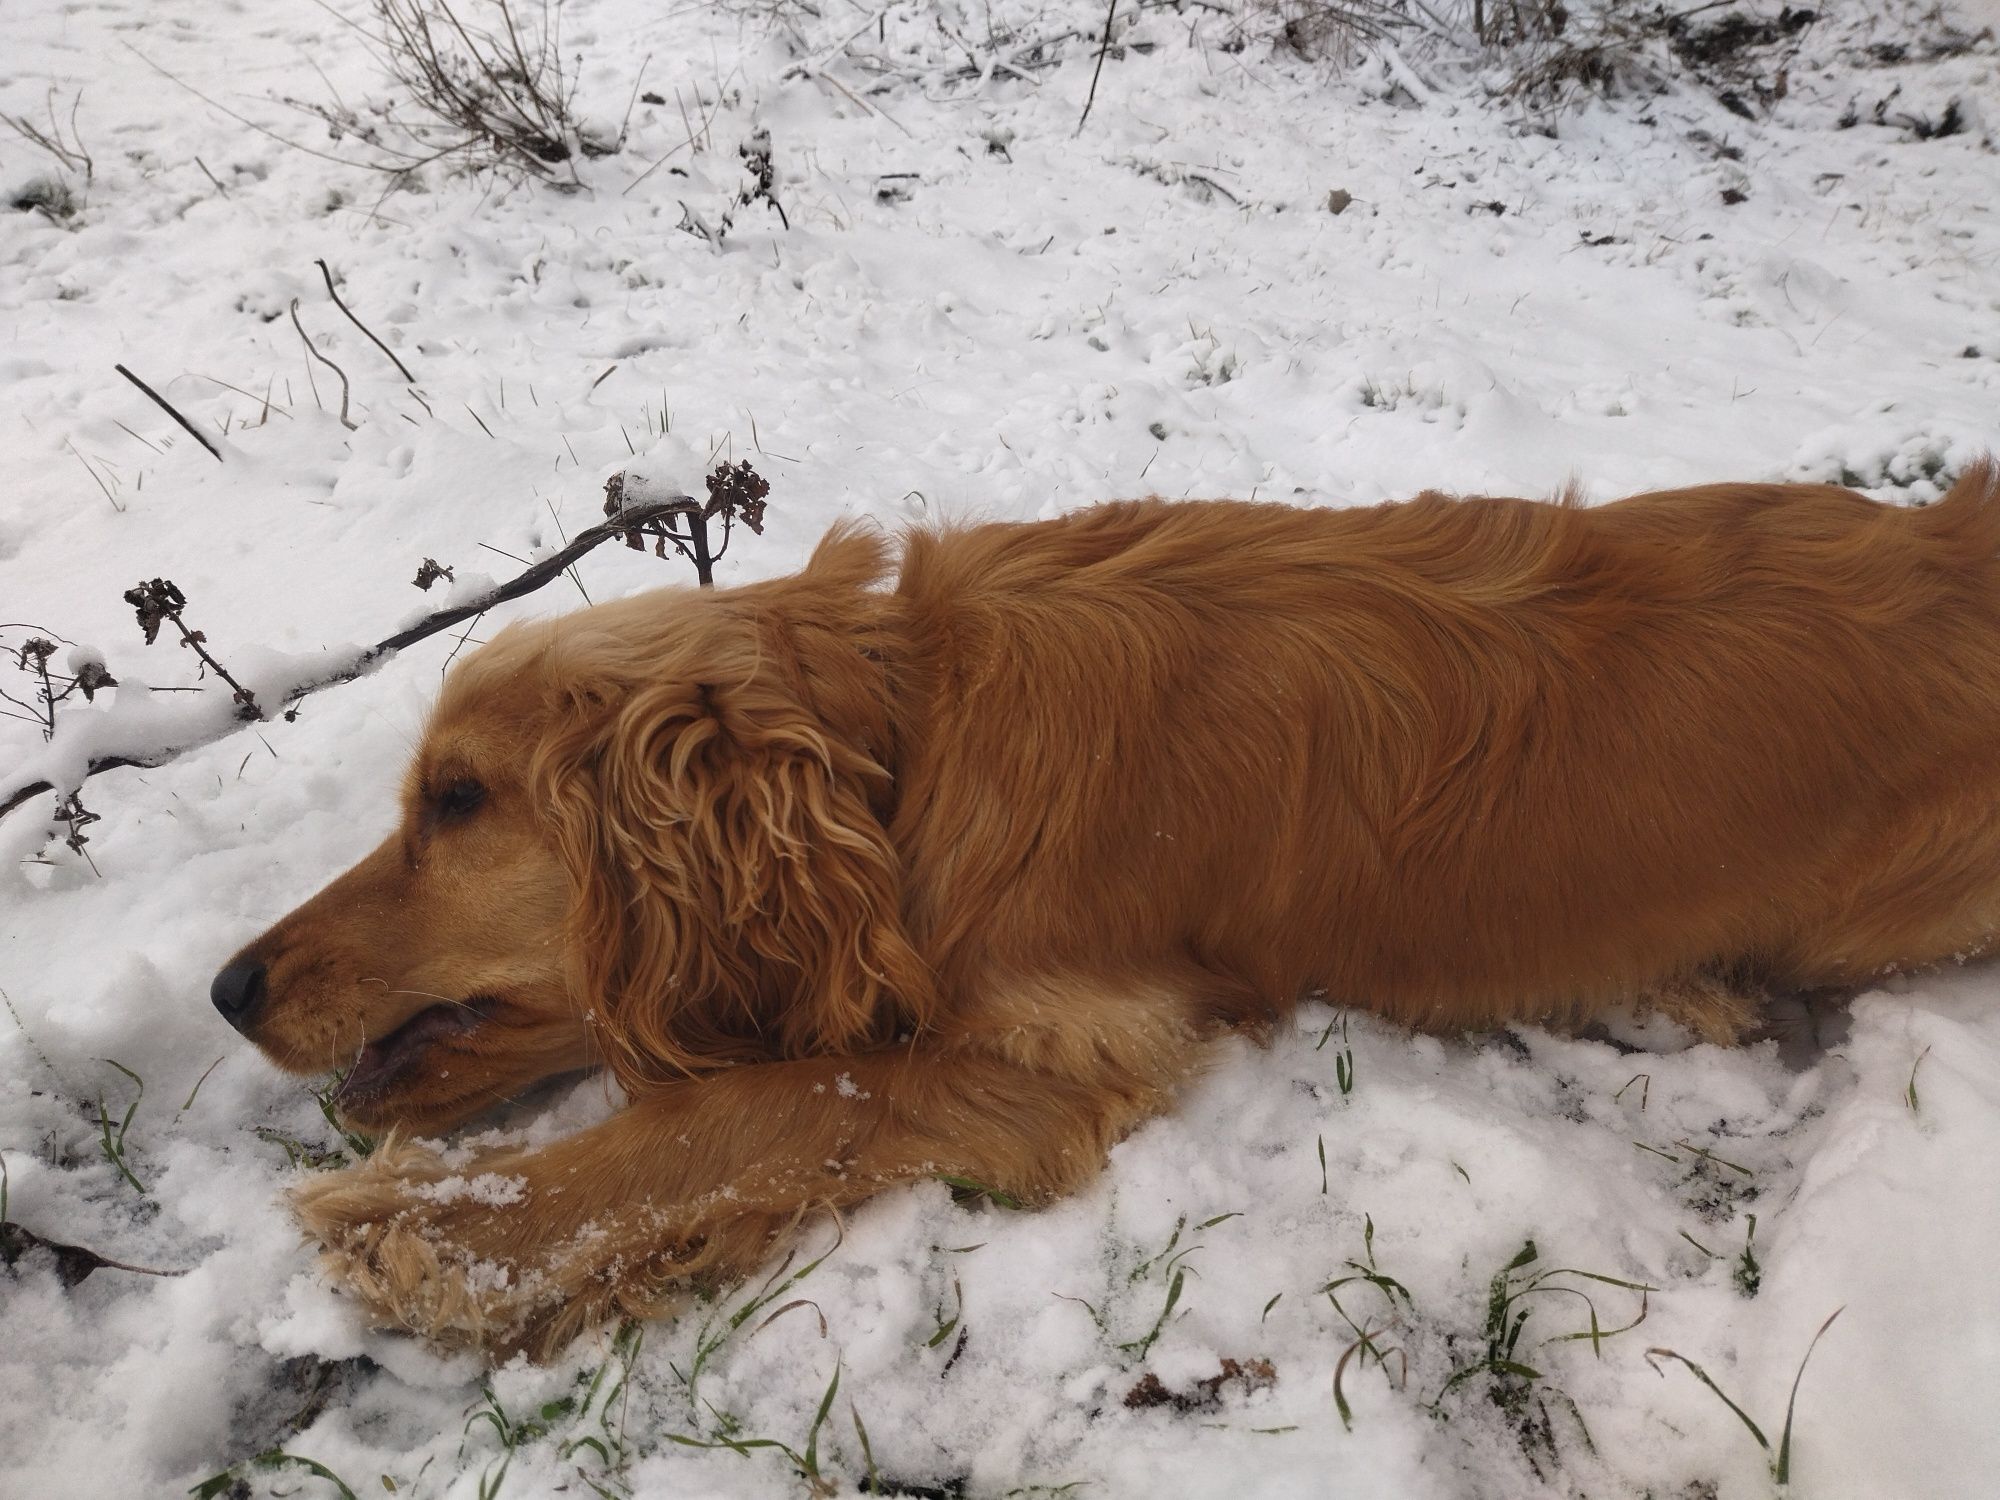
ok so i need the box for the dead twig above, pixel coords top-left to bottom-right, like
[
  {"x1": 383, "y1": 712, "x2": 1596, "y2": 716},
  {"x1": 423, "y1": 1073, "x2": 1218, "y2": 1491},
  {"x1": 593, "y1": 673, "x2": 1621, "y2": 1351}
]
[
  {"x1": 8, "y1": 636, "x2": 116, "y2": 743},
  {"x1": 288, "y1": 299, "x2": 359, "y2": 430},
  {"x1": 123, "y1": 580, "x2": 260, "y2": 716},
  {"x1": 0, "y1": 498, "x2": 698, "y2": 822},
  {"x1": 314, "y1": 258, "x2": 416, "y2": 382},
  {"x1": 113, "y1": 364, "x2": 223, "y2": 463},
  {"x1": 1076, "y1": 0, "x2": 1120, "y2": 135},
  {"x1": 123, "y1": 42, "x2": 394, "y2": 172},
  {"x1": 2, "y1": 86, "x2": 93, "y2": 181}
]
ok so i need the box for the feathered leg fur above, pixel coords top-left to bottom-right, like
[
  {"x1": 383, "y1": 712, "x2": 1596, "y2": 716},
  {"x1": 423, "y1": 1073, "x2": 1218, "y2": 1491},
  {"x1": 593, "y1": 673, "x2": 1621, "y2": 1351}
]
[{"x1": 293, "y1": 977, "x2": 1203, "y2": 1358}]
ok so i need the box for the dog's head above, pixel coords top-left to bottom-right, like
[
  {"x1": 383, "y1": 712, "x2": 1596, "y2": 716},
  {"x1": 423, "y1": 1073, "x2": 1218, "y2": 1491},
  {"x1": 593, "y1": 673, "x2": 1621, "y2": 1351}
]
[{"x1": 211, "y1": 529, "x2": 932, "y2": 1133}]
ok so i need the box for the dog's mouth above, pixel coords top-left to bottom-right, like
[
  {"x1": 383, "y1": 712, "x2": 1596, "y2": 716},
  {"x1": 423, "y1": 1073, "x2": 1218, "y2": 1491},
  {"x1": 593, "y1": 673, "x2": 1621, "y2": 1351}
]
[{"x1": 333, "y1": 998, "x2": 497, "y2": 1110}]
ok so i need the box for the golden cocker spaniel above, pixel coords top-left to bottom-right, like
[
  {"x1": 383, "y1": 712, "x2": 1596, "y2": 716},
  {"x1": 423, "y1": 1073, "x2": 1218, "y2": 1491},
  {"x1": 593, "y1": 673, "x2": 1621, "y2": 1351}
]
[{"x1": 213, "y1": 464, "x2": 2000, "y2": 1359}]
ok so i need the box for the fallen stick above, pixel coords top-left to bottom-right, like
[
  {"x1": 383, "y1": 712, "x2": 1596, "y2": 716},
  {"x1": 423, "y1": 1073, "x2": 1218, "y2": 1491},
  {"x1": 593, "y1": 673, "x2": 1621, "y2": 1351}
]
[
  {"x1": 0, "y1": 497, "x2": 698, "y2": 822},
  {"x1": 114, "y1": 364, "x2": 224, "y2": 463}
]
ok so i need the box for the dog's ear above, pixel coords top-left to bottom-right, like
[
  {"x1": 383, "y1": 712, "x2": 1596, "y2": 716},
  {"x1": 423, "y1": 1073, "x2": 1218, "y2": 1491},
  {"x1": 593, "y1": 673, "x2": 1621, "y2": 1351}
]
[{"x1": 536, "y1": 617, "x2": 932, "y2": 1088}]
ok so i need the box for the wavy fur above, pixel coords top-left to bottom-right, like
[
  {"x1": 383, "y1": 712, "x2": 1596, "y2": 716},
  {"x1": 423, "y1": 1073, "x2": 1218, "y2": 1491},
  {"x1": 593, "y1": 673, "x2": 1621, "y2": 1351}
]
[{"x1": 531, "y1": 530, "x2": 936, "y2": 1086}]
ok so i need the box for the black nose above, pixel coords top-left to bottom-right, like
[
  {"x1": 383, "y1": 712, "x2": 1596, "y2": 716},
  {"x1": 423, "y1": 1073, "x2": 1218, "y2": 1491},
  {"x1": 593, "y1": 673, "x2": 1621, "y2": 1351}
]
[{"x1": 210, "y1": 960, "x2": 268, "y2": 1031}]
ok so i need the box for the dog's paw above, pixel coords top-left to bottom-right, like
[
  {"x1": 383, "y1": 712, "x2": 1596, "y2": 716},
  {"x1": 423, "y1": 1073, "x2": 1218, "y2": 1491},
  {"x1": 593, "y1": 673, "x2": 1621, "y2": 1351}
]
[
  {"x1": 290, "y1": 1132, "x2": 806, "y2": 1361},
  {"x1": 289, "y1": 1134, "x2": 710, "y2": 1360},
  {"x1": 290, "y1": 1134, "x2": 571, "y2": 1355}
]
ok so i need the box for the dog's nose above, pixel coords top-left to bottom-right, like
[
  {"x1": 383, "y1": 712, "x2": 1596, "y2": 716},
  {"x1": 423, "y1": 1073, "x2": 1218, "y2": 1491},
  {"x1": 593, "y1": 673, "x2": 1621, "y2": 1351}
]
[{"x1": 210, "y1": 960, "x2": 268, "y2": 1031}]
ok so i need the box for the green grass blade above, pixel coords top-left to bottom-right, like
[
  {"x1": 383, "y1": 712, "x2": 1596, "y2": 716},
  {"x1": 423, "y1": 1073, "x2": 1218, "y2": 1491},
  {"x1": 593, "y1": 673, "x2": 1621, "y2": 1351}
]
[
  {"x1": 1646, "y1": 1348, "x2": 1769, "y2": 1454},
  {"x1": 850, "y1": 1401, "x2": 880, "y2": 1493},
  {"x1": 801, "y1": 1362, "x2": 841, "y2": 1481},
  {"x1": 177, "y1": 1055, "x2": 225, "y2": 1115},
  {"x1": 665, "y1": 1431, "x2": 800, "y2": 1463},
  {"x1": 938, "y1": 1173, "x2": 1022, "y2": 1209},
  {"x1": 1775, "y1": 1307, "x2": 1844, "y2": 1485},
  {"x1": 1541, "y1": 1268, "x2": 1658, "y2": 1293},
  {"x1": 251, "y1": 1451, "x2": 360, "y2": 1500},
  {"x1": 1333, "y1": 1343, "x2": 1359, "y2": 1431}
]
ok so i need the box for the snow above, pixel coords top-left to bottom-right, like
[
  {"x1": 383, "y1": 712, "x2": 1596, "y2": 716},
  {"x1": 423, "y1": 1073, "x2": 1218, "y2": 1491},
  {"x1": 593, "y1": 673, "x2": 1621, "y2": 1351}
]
[
  {"x1": 416, "y1": 1172, "x2": 530, "y2": 1208},
  {"x1": 617, "y1": 436, "x2": 709, "y2": 510},
  {"x1": 3, "y1": 0, "x2": 1999, "y2": 1496}
]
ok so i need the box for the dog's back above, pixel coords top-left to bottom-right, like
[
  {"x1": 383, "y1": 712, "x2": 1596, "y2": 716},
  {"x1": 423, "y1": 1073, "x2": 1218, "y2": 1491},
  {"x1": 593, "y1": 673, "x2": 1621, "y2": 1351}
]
[{"x1": 889, "y1": 466, "x2": 2000, "y2": 1030}]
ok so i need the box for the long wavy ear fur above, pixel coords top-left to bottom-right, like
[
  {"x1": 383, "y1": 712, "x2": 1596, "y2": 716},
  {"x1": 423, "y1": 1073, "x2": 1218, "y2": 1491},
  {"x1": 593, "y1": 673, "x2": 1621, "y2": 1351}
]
[{"x1": 534, "y1": 566, "x2": 933, "y2": 1089}]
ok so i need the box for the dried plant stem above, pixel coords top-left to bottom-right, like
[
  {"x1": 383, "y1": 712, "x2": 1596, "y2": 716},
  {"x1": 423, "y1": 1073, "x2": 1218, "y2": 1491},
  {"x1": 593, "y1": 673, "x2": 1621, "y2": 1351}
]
[
  {"x1": 24, "y1": 651, "x2": 57, "y2": 739},
  {"x1": 0, "y1": 498, "x2": 695, "y2": 822},
  {"x1": 314, "y1": 258, "x2": 416, "y2": 382},
  {"x1": 3, "y1": 985, "x2": 72, "y2": 1092},
  {"x1": 64, "y1": 439, "x2": 125, "y2": 511},
  {"x1": 1, "y1": 86, "x2": 94, "y2": 180},
  {"x1": 113, "y1": 364, "x2": 223, "y2": 462},
  {"x1": 122, "y1": 42, "x2": 388, "y2": 172},
  {"x1": 288, "y1": 299, "x2": 359, "y2": 430},
  {"x1": 1076, "y1": 0, "x2": 1119, "y2": 135},
  {"x1": 152, "y1": 598, "x2": 260, "y2": 713}
]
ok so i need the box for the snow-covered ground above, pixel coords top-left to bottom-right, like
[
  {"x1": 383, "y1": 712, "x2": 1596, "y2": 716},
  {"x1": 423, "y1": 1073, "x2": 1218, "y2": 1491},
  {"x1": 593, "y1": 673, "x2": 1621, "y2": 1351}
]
[{"x1": 4, "y1": 1, "x2": 1999, "y2": 1495}]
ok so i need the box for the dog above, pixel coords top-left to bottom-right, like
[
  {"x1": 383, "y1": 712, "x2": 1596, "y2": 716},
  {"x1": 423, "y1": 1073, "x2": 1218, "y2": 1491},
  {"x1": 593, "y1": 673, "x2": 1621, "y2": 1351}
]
[{"x1": 212, "y1": 464, "x2": 2000, "y2": 1359}]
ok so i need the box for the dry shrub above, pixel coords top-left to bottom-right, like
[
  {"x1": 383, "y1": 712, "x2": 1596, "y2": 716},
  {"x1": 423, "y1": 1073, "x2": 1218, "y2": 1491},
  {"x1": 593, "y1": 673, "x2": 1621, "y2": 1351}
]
[
  {"x1": 1497, "y1": 4, "x2": 1818, "y2": 118},
  {"x1": 1252, "y1": 2, "x2": 1827, "y2": 121},
  {"x1": 298, "y1": 0, "x2": 612, "y2": 185},
  {"x1": 1267, "y1": 0, "x2": 1442, "y2": 61}
]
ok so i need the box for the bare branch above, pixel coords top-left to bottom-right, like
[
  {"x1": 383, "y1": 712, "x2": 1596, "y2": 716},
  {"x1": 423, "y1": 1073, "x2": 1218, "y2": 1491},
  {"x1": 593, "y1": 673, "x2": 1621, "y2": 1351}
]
[{"x1": 0, "y1": 498, "x2": 697, "y2": 822}]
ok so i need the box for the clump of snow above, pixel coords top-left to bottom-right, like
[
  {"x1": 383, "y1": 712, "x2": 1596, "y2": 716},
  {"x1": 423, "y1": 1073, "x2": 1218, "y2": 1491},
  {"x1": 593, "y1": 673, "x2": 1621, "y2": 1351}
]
[
  {"x1": 63, "y1": 643, "x2": 110, "y2": 681},
  {"x1": 615, "y1": 435, "x2": 708, "y2": 513},
  {"x1": 414, "y1": 1172, "x2": 529, "y2": 1208},
  {"x1": 3, "y1": 0, "x2": 1998, "y2": 1496}
]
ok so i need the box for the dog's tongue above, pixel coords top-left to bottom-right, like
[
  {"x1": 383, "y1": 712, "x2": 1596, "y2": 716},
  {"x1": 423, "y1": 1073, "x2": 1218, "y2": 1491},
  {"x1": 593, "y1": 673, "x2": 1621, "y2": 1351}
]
[{"x1": 335, "y1": 1004, "x2": 481, "y2": 1104}]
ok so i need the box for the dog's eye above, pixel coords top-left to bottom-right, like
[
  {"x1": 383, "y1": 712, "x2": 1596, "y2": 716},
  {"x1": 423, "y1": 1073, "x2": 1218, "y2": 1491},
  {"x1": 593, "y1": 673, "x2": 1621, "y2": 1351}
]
[{"x1": 436, "y1": 778, "x2": 487, "y2": 819}]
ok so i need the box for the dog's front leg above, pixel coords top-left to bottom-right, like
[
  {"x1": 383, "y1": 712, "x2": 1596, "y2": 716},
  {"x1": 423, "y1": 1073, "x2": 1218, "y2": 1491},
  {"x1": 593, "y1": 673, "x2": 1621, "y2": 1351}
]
[{"x1": 293, "y1": 984, "x2": 1202, "y2": 1360}]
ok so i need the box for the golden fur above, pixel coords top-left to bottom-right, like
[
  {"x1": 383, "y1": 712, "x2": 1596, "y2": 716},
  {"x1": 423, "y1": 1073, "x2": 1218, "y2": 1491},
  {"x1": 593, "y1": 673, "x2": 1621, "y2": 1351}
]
[{"x1": 218, "y1": 464, "x2": 2000, "y2": 1359}]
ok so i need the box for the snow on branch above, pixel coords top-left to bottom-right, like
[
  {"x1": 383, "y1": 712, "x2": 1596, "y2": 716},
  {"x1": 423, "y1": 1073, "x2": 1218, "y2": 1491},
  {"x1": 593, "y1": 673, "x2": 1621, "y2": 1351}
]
[{"x1": 1, "y1": 494, "x2": 707, "y2": 827}]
